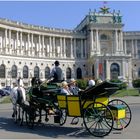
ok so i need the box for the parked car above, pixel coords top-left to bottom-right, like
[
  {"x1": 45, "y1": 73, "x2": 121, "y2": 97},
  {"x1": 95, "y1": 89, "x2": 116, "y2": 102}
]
[
  {"x1": 0, "y1": 89, "x2": 6, "y2": 97},
  {"x1": 0, "y1": 88, "x2": 11, "y2": 97}
]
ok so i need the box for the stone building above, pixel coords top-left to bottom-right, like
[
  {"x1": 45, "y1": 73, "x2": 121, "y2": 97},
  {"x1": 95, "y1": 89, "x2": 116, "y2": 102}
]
[{"x1": 0, "y1": 6, "x2": 139, "y2": 88}]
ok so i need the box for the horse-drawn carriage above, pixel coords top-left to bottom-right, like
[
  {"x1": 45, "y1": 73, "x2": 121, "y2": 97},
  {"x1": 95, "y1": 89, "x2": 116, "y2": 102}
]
[{"x1": 12, "y1": 80, "x2": 132, "y2": 137}]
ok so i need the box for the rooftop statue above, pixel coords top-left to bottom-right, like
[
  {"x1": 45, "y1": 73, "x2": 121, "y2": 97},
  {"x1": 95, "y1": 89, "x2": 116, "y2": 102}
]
[{"x1": 99, "y1": 6, "x2": 110, "y2": 14}]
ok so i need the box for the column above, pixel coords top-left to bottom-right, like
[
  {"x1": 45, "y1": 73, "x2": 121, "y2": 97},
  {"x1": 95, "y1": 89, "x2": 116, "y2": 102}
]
[
  {"x1": 31, "y1": 33, "x2": 34, "y2": 55},
  {"x1": 20, "y1": 32, "x2": 22, "y2": 54},
  {"x1": 120, "y1": 31, "x2": 123, "y2": 53},
  {"x1": 124, "y1": 40, "x2": 127, "y2": 54},
  {"x1": 74, "y1": 38, "x2": 76, "y2": 58},
  {"x1": 96, "y1": 29, "x2": 100, "y2": 54},
  {"x1": 96, "y1": 29, "x2": 99, "y2": 53},
  {"x1": 115, "y1": 30, "x2": 119, "y2": 53},
  {"x1": 27, "y1": 33, "x2": 30, "y2": 55},
  {"x1": 38, "y1": 35, "x2": 41, "y2": 56},
  {"x1": 5, "y1": 29, "x2": 7, "y2": 53},
  {"x1": 90, "y1": 30, "x2": 93, "y2": 51},
  {"x1": 70, "y1": 38, "x2": 74, "y2": 58},
  {"x1": 49, "y1": 36, "x2": 52, "y2": 57},
  {"x1": 52, "y1": 36, "x2": 55, "y2": 57},
  {"x1": 122, "y1": 59, "x2": 126, "y2": 79},
  {"x1": 9, "y1": 29, "x2": 11, "y2": 54},
  {"x1": 42, "y1": 35, "x2": 45, "y2": 57},
  {"x1": 63, "y1": 37, "x2": 66, "y2": 58},
  {"x1": 81, "y1": 39, "x2": 83, "y2": 58},
  {"x1": 106, "y1": 60, "x2": 110, "y2": 80},
  {"x1": 132, "y1": 40, "x2": 134, "y2": 58},
  {"x1": 60, "y1": 37, "x2": 63, "y2": 57},
  {"x1": 16, "y1": 31, "x2": 19, "y2": 54},
  {"x1": 84, "y1": 39, "x2": 87, "y2": 58},
  {"x1": 135, "y1": 40, "x2": 138, "y2": 59}
]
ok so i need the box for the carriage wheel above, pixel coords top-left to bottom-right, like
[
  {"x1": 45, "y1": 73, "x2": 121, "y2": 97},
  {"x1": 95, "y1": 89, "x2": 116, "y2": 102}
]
[
  {"x1": 108, "y1": 99, "x2": 132, "y2": 130},
  {"x1": 59, "y1": 109, "x2": 67, "y2": 126},
  {"x1": 83, "y1": 102, "x2": 114, "y2": 137}
]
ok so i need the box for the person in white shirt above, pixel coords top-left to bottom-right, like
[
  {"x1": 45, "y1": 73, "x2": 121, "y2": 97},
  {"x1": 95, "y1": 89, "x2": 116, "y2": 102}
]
[
  {"x1": 61, "y1": 81, "x2": 72, "y2": 95},
  {"x1": 69, "y1": 78, "x2": 81, "y2": 95}
]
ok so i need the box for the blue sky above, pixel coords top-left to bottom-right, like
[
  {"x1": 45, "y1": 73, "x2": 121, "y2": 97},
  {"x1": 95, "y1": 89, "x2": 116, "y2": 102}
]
[{"x1": 0, "y1": 1, "x2": 140, "y2": 31}]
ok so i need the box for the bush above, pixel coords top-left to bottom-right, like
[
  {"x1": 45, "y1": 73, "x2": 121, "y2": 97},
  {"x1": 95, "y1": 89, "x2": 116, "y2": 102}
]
[
  {"x1": 132, "y1": 79, "x2": 140, "y2": 88},
  {"x1": 110, "y1": 79, "x2": 127, "y2": 89},
  {"x1": 76, "y1": 79, "x2": 88, "y2": 90}
]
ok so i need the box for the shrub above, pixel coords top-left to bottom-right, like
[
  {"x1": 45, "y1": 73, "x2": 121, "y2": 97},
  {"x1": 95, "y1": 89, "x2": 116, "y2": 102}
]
[
  {"x1": 132, "y1": 79, "x2": 140, "y2": 88},
  {"x1": 110, "y1": 79, "x2": 127, "y2": 89},
  {"x1": 76, "y1": 79, "x2": 88, "y2": 90}
]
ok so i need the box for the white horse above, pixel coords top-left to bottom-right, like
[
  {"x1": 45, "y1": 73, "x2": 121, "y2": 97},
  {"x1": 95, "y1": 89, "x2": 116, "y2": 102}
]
[{"x1": 10, "y1": 84, "x2": 26, "y2": 120}]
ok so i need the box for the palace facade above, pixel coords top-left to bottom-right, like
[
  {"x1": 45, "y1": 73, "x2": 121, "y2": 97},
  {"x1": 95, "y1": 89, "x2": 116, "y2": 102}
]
[{"x1": 0, "y1": 7, "x2": 139, "y2": 88}]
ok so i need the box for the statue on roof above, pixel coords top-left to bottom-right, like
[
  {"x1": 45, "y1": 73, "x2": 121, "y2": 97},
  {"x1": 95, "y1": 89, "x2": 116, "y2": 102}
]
[
  {"x1": 100, "y1": 6, "x2": 110, "y2": 14},
  {"x1": 117, "y1": 11, "x2": 122, "y2": 23}
]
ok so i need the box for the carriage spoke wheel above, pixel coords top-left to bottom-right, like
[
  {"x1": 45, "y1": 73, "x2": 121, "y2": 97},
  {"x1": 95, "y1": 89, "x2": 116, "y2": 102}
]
[
  {"x1": 108, "y1": 99, "x2": 132, "y2": 130},
  {"x1": 59, "y1": 109, "x2": 67, "y2": 126},
  {"x1": 83, "y1": 102, "x2": 114, "y2": 137}
]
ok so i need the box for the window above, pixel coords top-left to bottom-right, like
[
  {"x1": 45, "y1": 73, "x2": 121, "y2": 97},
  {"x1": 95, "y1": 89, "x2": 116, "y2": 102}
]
[
  {"x1": 34, "y1": 66, "x2": 39, "y2": 78},
  {"x1": 45, "y1": 67, "x2": 50, "y2": 79},
  {"x1": 11, "y1": 65, "x2": 17, "y2": 78},
  {"x1": 23, "y1": 65, "x2": 28, "y2": 78},
  {"x1": 76, "y1": 67, "x2": 82, "y2": 79},
  {"x1": 66, "y1": 67, "x2": 71, "y2": 79},
  {"x1": 0, "y1": 64, "x2": 5, "y2": 78}
]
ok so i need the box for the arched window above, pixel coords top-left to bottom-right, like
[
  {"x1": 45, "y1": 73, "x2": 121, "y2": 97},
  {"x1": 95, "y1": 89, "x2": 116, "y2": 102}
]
[
  {"x1": 11, "y1": 65, "x2": 17, "y2": 78},
  {"x1": 66, "y1": 67, "x2": 71, "y2": 79},
  {"x1": 110, "y1": 63, "x2": 120, "y2": 79},
  {"x1": 23, "y1": 65, "x2": 28, "y2": 79},
  {"x1": 0, "y1": 64, "x2": 5, "y2": 78},
  {"x1": 45, "y1": 66, "x2": 50, "y2": 79},
  {"x1": 76, "y1": 67, "x2": 82, "y2": 79},
  {"x1": 34, "y1": 66, "x2": 40, "y2": 78}
]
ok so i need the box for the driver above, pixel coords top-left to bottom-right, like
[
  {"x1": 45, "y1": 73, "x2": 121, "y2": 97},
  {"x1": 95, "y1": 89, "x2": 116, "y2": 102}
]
[{"x1": 48, "y1": 60, "x2": 64, "y2": 83}]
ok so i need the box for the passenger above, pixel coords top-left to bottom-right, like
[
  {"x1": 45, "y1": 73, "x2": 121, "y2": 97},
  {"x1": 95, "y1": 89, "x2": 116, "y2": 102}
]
[
  {"x1": 48, "y1": 61, "x2": 64, "y2": 83},
  {"x1": 97, "y1": 79, "x2": 103, "y2": 84},
  {"x1": 69, "y1": 78, "x2": 81, "y2": 95},
  {"x1": 61, "y1": 81, "x2": 72, "y2": 95},
  {"x1": 86, "y1": 79, "x2": 96, "y2": 90}
]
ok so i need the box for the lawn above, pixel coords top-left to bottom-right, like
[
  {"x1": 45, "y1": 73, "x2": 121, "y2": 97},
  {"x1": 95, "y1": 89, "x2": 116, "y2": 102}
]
[{"x1": 111, "y1": 88, "x2": 140, "y2": 97}]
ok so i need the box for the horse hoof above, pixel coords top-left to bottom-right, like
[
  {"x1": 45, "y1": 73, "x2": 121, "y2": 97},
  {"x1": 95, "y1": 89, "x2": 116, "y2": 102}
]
[
  {"x1": 45, "y1": 118, "x2": 49, "y2": 122},
  {"x1": 12, "y1": 113, "x2": 15, "y2": 118}
]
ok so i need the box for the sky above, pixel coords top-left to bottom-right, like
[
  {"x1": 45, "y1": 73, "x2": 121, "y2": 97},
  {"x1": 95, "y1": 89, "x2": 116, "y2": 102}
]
[{"x1": 0, "y1": 1, "x2": 140, "y2": 31}]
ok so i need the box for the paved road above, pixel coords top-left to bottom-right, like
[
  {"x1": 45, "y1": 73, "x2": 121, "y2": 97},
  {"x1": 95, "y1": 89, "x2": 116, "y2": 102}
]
[{"x1": 0, "y1": 102, "x2": 140, "y2": 139}]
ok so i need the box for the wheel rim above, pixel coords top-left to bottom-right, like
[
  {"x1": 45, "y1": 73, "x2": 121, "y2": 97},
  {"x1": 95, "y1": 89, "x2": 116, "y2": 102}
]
[
  {"x1": 59, "y1": 109, "x2": 67, "y2": 126},
  {"x1": 108, "y1": 99, "x2": 132, "y2": 130},
  {"x1": 83, "y1": 102, "x2": 114, "y2": 137}
]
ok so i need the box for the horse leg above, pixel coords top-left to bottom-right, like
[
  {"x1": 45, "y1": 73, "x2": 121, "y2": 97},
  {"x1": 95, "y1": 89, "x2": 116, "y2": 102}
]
[{"x1": 38, "y1": 106, "x2": 42, "y2": 123}]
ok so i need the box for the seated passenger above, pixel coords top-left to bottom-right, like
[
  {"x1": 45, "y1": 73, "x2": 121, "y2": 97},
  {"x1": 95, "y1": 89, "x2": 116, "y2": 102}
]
[
  {"x1": 61, "y1": 81, "x2": 72, "y2": 95},
  {"x1": 69, "y1": 78, "x2": 81, "y2": 95},
  {"x1": 86, "y1": 79, "x2": 96, "y2": 90}
]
